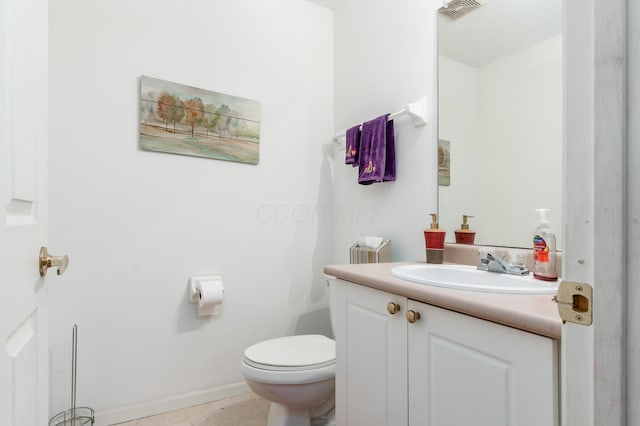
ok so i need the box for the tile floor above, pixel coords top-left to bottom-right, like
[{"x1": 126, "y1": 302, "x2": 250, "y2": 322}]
[{"x1": 112, "y1": 392, "x2": 269, "y2": 426}]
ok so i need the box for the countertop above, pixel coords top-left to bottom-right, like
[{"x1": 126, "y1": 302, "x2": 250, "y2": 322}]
[{"x1": 323, "y1": 262, "x2": 563, "y2": 339}]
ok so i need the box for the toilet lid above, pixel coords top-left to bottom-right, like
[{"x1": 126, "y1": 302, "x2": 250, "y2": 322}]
[{"x1": 243, "y1": 335, "x2": 335, "y2": 370}]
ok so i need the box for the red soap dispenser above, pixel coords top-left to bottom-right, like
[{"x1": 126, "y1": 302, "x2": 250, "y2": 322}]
[
  {"x1": 424, "y1": 213, "x2": 446, "y2": 264},
  {"x1": 454, "y1": 215, "x2": 476, "y2": 245}
]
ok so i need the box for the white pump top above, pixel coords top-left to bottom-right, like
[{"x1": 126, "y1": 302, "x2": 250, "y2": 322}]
[{"x1": 536, "y1": 208, "x2": 550, "y2": 226}]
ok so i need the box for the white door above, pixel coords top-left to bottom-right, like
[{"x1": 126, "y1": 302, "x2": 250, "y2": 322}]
[
  {"x1": 563, "y1": 1, "x2": 626, "y2": 425},
  {"x1": 0, "y1": 0, "x2": 50, "y2": 424}
]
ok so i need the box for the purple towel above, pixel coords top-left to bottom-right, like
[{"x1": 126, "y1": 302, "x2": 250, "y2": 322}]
[
  {"x1": 345, "y1": 125, "x2": 361, "y2": 166},
  {"x1": 358, "y1": 114, "x2": 396, "y2": 184},
  {"x1": 383, "y1": 119, "x2": 396, "y2": 182}
]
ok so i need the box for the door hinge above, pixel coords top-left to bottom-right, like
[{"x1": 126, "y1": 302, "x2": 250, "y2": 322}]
[{"x1": 553, "y1": 281, "x2": 593, "y2": 326}]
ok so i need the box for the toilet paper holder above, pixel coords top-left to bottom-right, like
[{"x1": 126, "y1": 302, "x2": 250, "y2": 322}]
[{"x1": 189, "y1": 275, "x2": 222, "y2": 302}]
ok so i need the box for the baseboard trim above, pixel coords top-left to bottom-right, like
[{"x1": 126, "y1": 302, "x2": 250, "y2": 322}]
[{"x1": 93, "y1": 382, "x2": 250, "y2": 426}]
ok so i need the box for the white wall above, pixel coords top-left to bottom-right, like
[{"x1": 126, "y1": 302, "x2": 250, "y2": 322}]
[
  {"x1": 48, "y1": 0, "x2": 333, "y2": 421},
  {"x1": 331, "y1": 0, "x2": 440, "y2": 263},
  {"x1": 437, "y1": 55, "x2": 482, "y2": 243},
  {"x1": 439, "y1": 35, "x2": 563, "y2": 248}
]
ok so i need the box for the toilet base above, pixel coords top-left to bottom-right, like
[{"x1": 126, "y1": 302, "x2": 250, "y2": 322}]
[
  {"x1": 267, "y1": 402, "x2": 335, "y2": 426},
  {"x1": 267, "y1": 403, "x2": 310, "y2": 426},
  {"x1": 311, "y1": 406, "x2": 335, "y2": 426}
]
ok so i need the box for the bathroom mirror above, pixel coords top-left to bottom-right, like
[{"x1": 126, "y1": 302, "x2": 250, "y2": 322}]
[{"x1": 437, "y1": 0, "x2": 563, "y2": 249}]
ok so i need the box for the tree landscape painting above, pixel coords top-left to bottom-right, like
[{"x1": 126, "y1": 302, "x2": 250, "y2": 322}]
[{"x1": 140, "y1": 76, "x2": 261, "y2": 164}]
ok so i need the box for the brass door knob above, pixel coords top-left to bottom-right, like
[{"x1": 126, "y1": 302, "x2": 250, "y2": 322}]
[
  {"x1": 387, "y1": 302, "x2": 401, "y2": 315},
  {"x1": 39, "y1": 246, "x2": 69, "y2": 277},
  {"x1": 406, "y1": 310, "x2": 421, "y2": 323}
]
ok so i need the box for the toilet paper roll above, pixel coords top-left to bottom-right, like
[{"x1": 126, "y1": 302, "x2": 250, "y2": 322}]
[{"x1": 196, "y1": 279, "x2": 224, "y2": 316}]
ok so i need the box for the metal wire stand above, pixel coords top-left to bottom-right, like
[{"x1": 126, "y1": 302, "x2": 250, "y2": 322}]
[{"x1": 49, "y1": 325, "x2": 95, "y2": 426}]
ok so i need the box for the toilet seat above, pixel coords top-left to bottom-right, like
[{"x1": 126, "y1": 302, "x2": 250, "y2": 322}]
[
  {"x1": 241, "y1": 335, "x2": 336, "y2": 385},
  {"x1": 244, "y1": 335, "x2": 335, "y2": 370},
  {"x1": 243, "y1": 357, "x2": 335, "y2": 372}
]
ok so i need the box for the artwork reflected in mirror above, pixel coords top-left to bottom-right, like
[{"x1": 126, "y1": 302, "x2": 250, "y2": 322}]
[{"x1": 438, "y1": 139, "x2": 450, "y2": 187}]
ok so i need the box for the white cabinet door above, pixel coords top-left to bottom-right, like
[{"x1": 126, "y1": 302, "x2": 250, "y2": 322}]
[
  {"x1": 408, "y1": 300, "x2": 558, "y2": 426},
  {"x1": 333, "y1": 279, "x2": 408, "y2": 426}
]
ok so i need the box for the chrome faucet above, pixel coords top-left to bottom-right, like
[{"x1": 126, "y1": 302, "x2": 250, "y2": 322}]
[{"x1": 478, "y1": 252, "x2": 529, "y2": 276}]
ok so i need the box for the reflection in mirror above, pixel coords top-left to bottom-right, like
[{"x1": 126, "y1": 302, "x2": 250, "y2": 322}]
[{"x1": 437, "y1": 0, "x2": 563, "y2": 249}]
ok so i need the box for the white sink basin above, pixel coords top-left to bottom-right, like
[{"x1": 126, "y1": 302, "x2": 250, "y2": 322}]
[{"x1": 391, "y1": 264, "x2": 559, "y2": 294}]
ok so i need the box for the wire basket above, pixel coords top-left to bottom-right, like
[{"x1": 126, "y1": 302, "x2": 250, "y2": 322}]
[{"x1": 48, "y1": 407, "x2": 94, "y2": 426}]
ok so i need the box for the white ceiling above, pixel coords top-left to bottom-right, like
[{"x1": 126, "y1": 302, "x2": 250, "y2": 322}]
[
  {"x1": 438, "y1": 0, "x2": 562, "y2": 67},
  {"x1": 308, "y1": 0, "x2": 343, "y2": 10},
  {"x1": 309, "y1": 0, "x2": 562, "y2": 67}
]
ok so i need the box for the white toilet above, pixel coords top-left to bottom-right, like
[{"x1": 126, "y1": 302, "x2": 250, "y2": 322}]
[
  {"x1": 240, "y1": 334, "x2": 335, "y2": 426},
  {"x1": 240, "y1": 278, "x2": 337, "y2": 426}
]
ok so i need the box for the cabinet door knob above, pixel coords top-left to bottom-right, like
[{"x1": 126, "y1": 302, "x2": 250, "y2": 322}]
[
  {"x1": 387, "y1": 302, "x2": 401, "y2": 315},
  {"x1": 406, "y1": 310, "x2": 421, "y2": 323}
]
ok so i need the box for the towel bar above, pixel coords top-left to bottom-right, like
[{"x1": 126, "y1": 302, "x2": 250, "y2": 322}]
[{"x1": 332, "y1": 96, "x2": 428, "y2": 141}]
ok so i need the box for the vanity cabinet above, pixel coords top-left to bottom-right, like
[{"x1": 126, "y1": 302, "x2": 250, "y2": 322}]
[
  {"x1": 333, "y1": 278, "x2": 409, "y2": 425},
  {"x1": 333, "y1": 279, "x2": 558, "y2": 426}
]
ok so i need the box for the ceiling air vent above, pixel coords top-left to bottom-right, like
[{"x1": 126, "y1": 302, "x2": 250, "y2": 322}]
[{"x1": 438, "y1": 0, "x2": 487, "y2": 21}]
